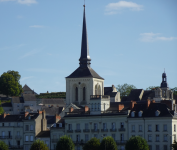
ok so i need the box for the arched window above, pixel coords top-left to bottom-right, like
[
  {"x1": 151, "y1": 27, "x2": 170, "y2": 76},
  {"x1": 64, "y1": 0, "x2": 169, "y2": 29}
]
[
  {"x1": 83, "y1": 87, "x2": 86, "y2": 101},
  {"x1": 131, "y1": 111, "x2": 135, "y2": 117},
  {"x1": 75, "y1": 87, "x2": 78, "y2": 101},
  {"x1": 91, "y1": 104, "x2": 93, "y2": 111},
  {"x1": 95, "y1": 85, "x2": 98, "y2": 95},
  {"x1": 138, "y1": 111, "x2": 143, "y2": 117},
  {"x1": 155, "y1": 110, "x2": 160, "y2": 116},
  {"x1": 98, "y1": 85, "x2": 101, "y2": 95}
]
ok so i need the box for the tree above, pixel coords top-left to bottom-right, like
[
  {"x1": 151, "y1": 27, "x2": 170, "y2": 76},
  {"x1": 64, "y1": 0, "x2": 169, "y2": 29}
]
[
  {"x1": 172, "y1": 140, "x2": 177, "y2": 150},
  {"x1": 116, "y1": 83, "x2": 136, "y2": 99},
  {"x1": 100, "y1": 136, "x2": 117, "y2": 150},
  {"x1": 0, "y1": 100, "x2": 4, "y2": 114},
  {"x1": 171, "y1": 87, "x2": 177, "y2": 95},
  {"x1": 0, "y1": 140, "x2": 9, "y2": 150},
  {"x1": 30, "y1": 139, "x2": 49, "y2": 150},
  {"x1": 125, "y1": 136, "x2": 149, "y2": 150},
  {"x1": 83, "y1": 137, "x2": 100, "y2": 150},
  {"x1": 56, "y1": 135, "x2": 75, "y2": 150},
  {"x1": 146, "y1": 86, "x2": 159, "y2": 90}
]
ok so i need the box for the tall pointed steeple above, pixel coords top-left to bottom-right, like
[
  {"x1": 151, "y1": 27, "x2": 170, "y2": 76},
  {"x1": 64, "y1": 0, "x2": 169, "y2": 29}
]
[{"x1": 79, "y1": 5, "x2": 91, "y2": 67}]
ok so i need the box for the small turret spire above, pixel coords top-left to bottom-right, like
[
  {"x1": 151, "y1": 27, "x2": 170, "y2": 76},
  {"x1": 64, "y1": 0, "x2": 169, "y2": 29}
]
[{"x1": 79, "y1": 5, "x2": 91, "y2": 67}]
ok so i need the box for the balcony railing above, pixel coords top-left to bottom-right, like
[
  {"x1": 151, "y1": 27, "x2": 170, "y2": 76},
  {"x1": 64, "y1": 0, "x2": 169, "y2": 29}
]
[
  {"x1": 101, "y1": 129, "x2": 108, "y2": 132},
  {"x1": 67, "y1": 130, "x2": 73, "y2": 133},
  {"x1": 15, "y1": 135, "x2": 22, "y2": 139},
  {"x1": 75, "y1": 129, "x2": 81, "y2": 133},
  {"x1": 90, "y1": 95, "x2": 110, "y2": 100},
  {"x1": 110, "y1": 129, "x2": 117, "y2": 132},
  {"x1": 52, "y1": 139, "x2": 58, "y2": 143},
  {"x1": 119, "y1": 128, "x2": 126, "y2": 131},
  {"x1": 0, "y1": 136, "x2": 12, "y2": 139},
  {"x1": 83, "y1": 129, "x2": 90, "y2": 132},
  {"x1": 9, "y1": 145, "x2": 23, "y2": 149},
  {"x1": 73, "y1": 141, "x2": 86, "y2": 145},
  {"x1": 91, "y1": 129, "x2": 99, "y2": 132},
  {"x1": 116, "y1": 140, "x2": 127, "y2": 145}
]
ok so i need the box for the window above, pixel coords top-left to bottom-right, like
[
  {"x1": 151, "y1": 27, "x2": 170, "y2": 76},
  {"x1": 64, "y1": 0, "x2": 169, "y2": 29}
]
[
  {"x1": 45, "y1": 141, "x2": 49, "y2": 147},
  {"x1": 30, "y1": 136, "x2": 33, "y2": 141},
  {"x1": 148, "y1": 134, "x2": 152, "y2": 142},
  {"x1": 17, "y1": 131, "x2": 20, "y2": 136},
  {"x1": 174, "y1": 135, "x2": 176, "y2": 142},
  {"x1": 156, "y1": 145, "x2": 160, "y2": 150},
  {"x1": 25, "y1": 125, "x2": 29, "y2": 131},
  {"x1": 8, "y1": 131, "x2": 11, "y2": 138},
  {"x1": 2, "y1": 123, "x2": 4, "y2": 127},
  {"x1": 53, "y1": 144, "x2": 56, "y2": 150},
  {"x1": 85, "y1": 134, "x2": 89, "y2": 142},
  {"x1": 77, "y1": 146, "x2": 80, "y2": 150},
  {"x1": 112, "y1": 122, "x2": 116, "y2": 130},
  {"x1": 98, "y1": 103, "x2": 100, "y2": 110},
  {"x1": 8, "y1": 141, "x2": 11, "y2": 146},
  {"x1": 69, "y1": 135, "x2": 72, "y2": 139},
  {"x1": 76, "y1": 124, "x2": 80, "y2": 130},
  {"x1": 83, "y1": 87, "x2": 86, "y2": 101},
  {"x1": 156, "y1": 135, "x2": 159, "y2": 142},
  {"x1": 121, "y1": 122, "x2": 124, "y2": 128},
  {"x1": 163, "y1": 145, "x2": 167, "y2": 150},
  {"x1": 112, "y1": 134, "x2": 116, "y2": 140},
  {"x1": 30, "y1": 125, "x2": 33, "y2": 131},
  {"x1": 155, "y1": 110, "x2": 160, "y2": 116},
  {"x1": 139, "y1": 125, "x2": 142, "y2": 132},
  {"x1": 120, "y1": 134, "x2": 124, "y2": 141},
  {"x1": 75, "y1": 87, "x2": 78, "y2": 101},
  {"x1": 94, "y1": 134, "x2": 98, "y2": 138},
  {"x1": 85, "y1": 123, "x2": 88, "y2": 130},
  {"x1": 149, "y1": 145, "x2": 152, "y2": 150},
  {"x1": 76, "y1": 135, "x2": 80, "y2": 142},
  {"x1": 163, "y1": 125, "x2": 167, "y2": 131},
  {"x1": 95, "y1": 103, "x2": 97, "y2": 111},
  {"x1": 9, "y1": 123, "x2": 11, "y2": 126},
  {"x1": 53, "y1": 123, "x2": 56, "y2": 127},
  {"x1": 2, "y1": 131, "x2": 5, "y2": 138},
  {"x1": 164, "y1": 134, "x2": 167, "y2": 142},
  {"x1": 138, "y1": 111, "x2": 142, "y2": 117},
  {"x1": 59, "y1": 123, "x2": 62, "y2": 127},
  {"x1": 25, "y1": 145, "x2": 28, "y2": 150},
  {"x1": 94, "y1": 123, "x2": 97, "y2": 131},
  {"x1": 68, "y1": 124, "x2": 72, "y2": 130},
  {"x1": 25, "y1": 136, "x2": 29, "y2": 141},
  {"x1": 156, "y1": 125, "x2": 159, "y2": 131},
  {"x1": 174, "y1": 124, "x2": 176, "y2": 132},
  {"x1": 131, "y1": 112, "x2": 135, "y2": 117},
  {"x1": 17, "y1": 104, "x2": 19, "y2": 107},
  {"x1": 17, "y1": 123, "x2": 20, "y2": 127},
  {"x1": 148, "y1": 125, "x2": 152, "y2": 131},
  {"x1": 91, "y1": 104, "x2": 93, "y2": 111},
  {"x1": 132, "y1": 125, "x2": 135, "y2": 132},
  {"x1": 103, "y1": 123, "x2": 107, "y2": 130}
]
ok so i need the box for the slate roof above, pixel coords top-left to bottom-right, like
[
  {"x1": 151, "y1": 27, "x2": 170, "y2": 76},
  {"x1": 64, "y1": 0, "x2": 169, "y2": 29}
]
[
  {"x1": 142, "y1": 90, "x2": 155, "y2": 100},
  {"x1": 46, "y1": 116, "x2": 56, "y2": 125},
  {"x1": 23, "y1": 94, "x2": 36, "y2": 101},
  {"x1": 42, "y1": 107, "x2": 63, "y2": 116},
  {"x1": 23, "y1": 84, "x2": 32, "y2": 91},
  {"x1": 104, "y1": 87, "x2": 117, "y2": 97},
  {"x1": 36, "y1": 131, "x2": 50, "y2": 138},
  {"x1": 12, "y1": 97, "x2": 24, "y2": 103},
  {"x1": 128, "y1": 89, "x2": 143, "y2": 101},
  {"x1": 0, "y1": 115, "x2": 24, "y2": 122},
  {"x1": 66, "y1": 66, "x2": 104, "y2": 80},
  {"x1": 1, "y1": 103, "x2": 12, "y2": 107},
  {"x1": 23, "y1": 113, "x2": 39, "y2": 120},
  {"x1": 42, "y1": 99, "x2": 65, "y2": 106}
]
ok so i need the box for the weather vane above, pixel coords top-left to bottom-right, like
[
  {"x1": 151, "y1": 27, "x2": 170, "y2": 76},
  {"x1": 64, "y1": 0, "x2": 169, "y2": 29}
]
[{"x1": 83, "y1": 0, "x2": 85, "y2": 7}]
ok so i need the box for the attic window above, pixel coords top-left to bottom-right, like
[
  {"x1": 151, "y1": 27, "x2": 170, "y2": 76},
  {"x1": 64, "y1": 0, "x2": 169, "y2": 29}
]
[
  {"x1": 131, "y1": 111, "x2": 135, "y2": 117},
  {"x1": 59, "y1": 123, "x2": 62, "y2": 127},
  {"x1": 138, "y1": 111, "x2": 143, "y2": 117},
  {"x1": 53, "y1": 123, "x2": 56, "y2": 127},
  {"x1": 155, "y1": 110, "x2": 160, "y2": 117},
  {"x1": 28, "y1": 116, "x2": 31, "y2": 120}
]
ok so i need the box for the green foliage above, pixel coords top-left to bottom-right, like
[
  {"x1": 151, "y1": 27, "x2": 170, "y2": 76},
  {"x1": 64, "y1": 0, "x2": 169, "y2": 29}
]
[
  {"x1": 36, "y1": 92, "x2": 66, "y2": 99},
  {"x1": 116, "y1": 83, "x2": 137, "y2": 99},
  {"x1": 30, "y1": 139, "x2": 49, "y2": 150},
  {"x1": 83, "y1": 137, "x2": 100, "y2": 150},
  {"x1": 171, "y1": 87, "x2": 177, "y2": 96},
  {"x1": 56, "y1": 135, "x2": 75, "y2": 150},
  {"x1": 100, "y1": 136, "x2": 117, "y2": 150},
  {"x1": 0, "y1": 100, "x2": 4, "y2": 114},
  {"x1": 0, "y1": 140, "x2": 9, "y2": 150},
  {"x1": 172, "y1": 140, "x2": 177, "y2": 150},
  {"x1": 146, "y1": 86, "x2": 160, "y2": 90},
  {"x1": 125, "y1": 136, "x2": 149, "y2": 150},
  {"x1": 0, "y1": 70, "x2": 23, "y2": 97}
]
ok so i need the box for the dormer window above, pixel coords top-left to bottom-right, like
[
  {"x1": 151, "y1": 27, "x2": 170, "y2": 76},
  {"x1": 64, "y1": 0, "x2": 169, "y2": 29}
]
[
  {"x1": 53, "y1": 123, "x2": 56, "y2": 127},
  {"x1": 131, "y1": 111, "x2": 135, "y2": 117},
  {"x1": 138, "y1": 111, "x2": 143, "y2": 117},
  {"x1": 155, "y1": 110, "x2": 160, "y2": 116}
]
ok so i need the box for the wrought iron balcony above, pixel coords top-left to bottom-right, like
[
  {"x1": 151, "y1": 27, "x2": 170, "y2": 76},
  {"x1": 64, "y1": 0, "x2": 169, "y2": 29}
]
[
  {"x1": 0, "y1": 136, "x2": 12, "y2": 139},
  {"x1": 83, "y1": 129, "x2": 90, "y2": 132},
  {"x1": 90, "y1": 95, "x2": 110, "y2": 100},
  {"x1": 9, "y1": 145, "x2": 23, "y2": 149},
  {"x1": 91, "y1": 129, "x2": 99, "y2": 132},
  {"x1": 52, "y1": 139, "x2": 58, "y2": 143},
  {"x1": 101, "y1": 129, "x2": 108, "y2": 132},
  {"x1": 119, "y1": 128, "x2": 126, "y2": 131},
  {"x1": 67, "y1": 130, "x2": 73, "y2": 133},
  {"x1": 110, "y1": 129, "x2": 117, "y2": 132},
  {"x1": 75, "y1": 129, "x2": 81, "y2": 133},
  {"x1": 73, "y1": 140, "x2": 85, "y2": 145},
  {"x1": 15, "y1": 135, "x2": 22, "y2": 140},
  {"x1": 116, "y1": 140, "x2": 127, "y2": 145}
]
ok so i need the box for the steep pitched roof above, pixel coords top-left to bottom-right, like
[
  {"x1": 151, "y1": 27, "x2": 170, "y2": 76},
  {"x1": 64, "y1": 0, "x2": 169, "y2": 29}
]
[
  {"x1": 23, "y1": 94, "x2": 36, "y2": 101},
  {"x1": 42, "y1": 106, "x2": 63, "y2": 116},
  {"x1": 36, "y1": 131, "x2": 50, "y2": 138},
  {"x1": 23, "y1": 84, "x2": 32, "y2": 91},
  {"x1": 12, "y1": 97, "x2": 24, "y2": 103},
  {"x1": 104, "y1": 87, "x2": 117, "y2": 97},
  {"x1": 42, "y1": 99, "x2": 65, "y2": 106}
]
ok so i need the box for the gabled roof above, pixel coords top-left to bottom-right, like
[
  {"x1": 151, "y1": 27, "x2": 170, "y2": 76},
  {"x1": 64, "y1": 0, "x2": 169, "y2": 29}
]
[
  {"x1": 23, "y1": 94, "x2": 36, "y2": 101},
  {"x1": 66, "y1": 66, "x2": 104, "y2": 80},
  {"x1": 23, "y1": 84, "x2": 32, "y2": 91},
  {"x1": 12, "y1": 97, "x2": 24, "y2": 103},
  {"x1": 42, "y1": 106, "x2": 63, "y2": 116},
  {"x1": 104, "y1": 87, "x2": 117, "y2": 97},
  {"x1": 36, "y1": 131, "x2": 50, "y2": 138}
]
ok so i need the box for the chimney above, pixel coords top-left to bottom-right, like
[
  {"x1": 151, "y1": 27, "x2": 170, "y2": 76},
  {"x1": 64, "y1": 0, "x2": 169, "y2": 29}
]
[
  {"x1": 69, "y1": 107, "x2": 74, "y2": 112},
  {"x1": 3, "y1": 112, "x2": 6, "y2": 118},
  {"x1": 130, "y1": 101, "x2": 136, "y2": 109},
  {"x1": 38, "y1": 110, "x2": 42, "y2": 114},
  {"x1": 118, "y1": 104, "x2": 124, "y2": 111},
  {"x1": 147, "y1": 99, "x2": 151, "y2": 108},
  {"x1": 56, "y1": 114, "x2": 61, "y2": 122},
  {"x1": 42, "y1": 110, "x2": 46, "y2": 119},
  {"x1": 25, "y1": 112, "x2": 29, "y2": 117},
  {"x1": 85, "y1": 106, "x2": 89, "y2": 112}
]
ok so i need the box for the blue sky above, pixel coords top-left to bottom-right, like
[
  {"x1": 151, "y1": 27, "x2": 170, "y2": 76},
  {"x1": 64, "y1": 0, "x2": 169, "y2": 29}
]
[{"x1": 0, "y1": 0, "x2": 176, "y2": 94}]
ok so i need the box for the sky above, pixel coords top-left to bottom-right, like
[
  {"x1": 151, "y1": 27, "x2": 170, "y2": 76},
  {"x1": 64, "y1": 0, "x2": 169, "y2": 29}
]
[{"x1": 0, "y1": 0, "x2": 177, "y2": 94}]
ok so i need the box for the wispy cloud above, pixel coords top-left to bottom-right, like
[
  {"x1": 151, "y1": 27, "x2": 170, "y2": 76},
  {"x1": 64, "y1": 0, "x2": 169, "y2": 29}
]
[
  {"x1": 29, "y1": 25, "x2": 44, "y2": 28},
  {"x1": 105, "y1": 1, "x2": 143, "y2": 15},
  {"x1": 20, "y1": 49, "x2": 40, "y2": 59},
  {"x1": 21, "y1": 76, "x2": 34, "y2": 82},
  {"x1": 0, "y1": 0, "x2": 37, "y2": 5},
  {"x1": 25, "y1": 68, "x2": 65, "y2": 74},
  {"x1": 140, "y1": 32, "x2": 177, "y2": 42},
  {"x1": 0, "y1": 44, "x2": 25, "y2": 51}
]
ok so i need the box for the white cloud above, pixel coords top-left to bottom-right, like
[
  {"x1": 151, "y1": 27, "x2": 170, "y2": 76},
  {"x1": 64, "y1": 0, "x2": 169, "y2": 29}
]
[
  {"x1": 20, "y1": 49, "x2": 40, "y2": 59},
  {"x1": 0, "y1": 0, "x2": 37, "y2": 5},
  {"x1": 21, "y1": 76, "x2": 34, "y2": 82},
  {"x1": 29, "y1": 25, "x2": 44, "y2": 28},
  {"x1": 105, "y1": 1, "x2": 143, "y2": 15},
  {"x1": 140, "y1": 32, "x2": 177, "y2": 42}
]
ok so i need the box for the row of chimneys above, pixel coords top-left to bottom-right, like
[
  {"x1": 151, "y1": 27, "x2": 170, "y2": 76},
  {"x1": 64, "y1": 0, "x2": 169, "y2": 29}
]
[{"x1": 69, "y1": 106, "x2": 89, "y2": 113}]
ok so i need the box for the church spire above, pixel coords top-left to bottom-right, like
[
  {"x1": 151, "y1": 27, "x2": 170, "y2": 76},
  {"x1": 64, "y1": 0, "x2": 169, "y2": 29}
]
[{"x1": 79, "y1": 5, "x2": 91, "y2": 67}]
